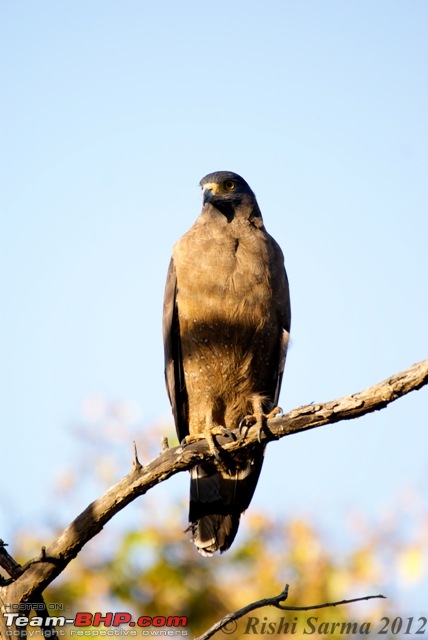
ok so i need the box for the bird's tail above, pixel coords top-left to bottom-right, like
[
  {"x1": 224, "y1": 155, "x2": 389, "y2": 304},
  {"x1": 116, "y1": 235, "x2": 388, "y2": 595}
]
[{"x1": 188, "y1": 453, "x2": 264, "y2": 556}]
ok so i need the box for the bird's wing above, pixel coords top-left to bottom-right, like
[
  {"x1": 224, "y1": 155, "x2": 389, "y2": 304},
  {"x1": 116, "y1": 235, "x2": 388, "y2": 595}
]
[
  {"x1": 162, "y1": 257, "x2": 189, "y2": 441},
  {"x1": 270, "y1": 239, "x2": 292, "y2": 407}
]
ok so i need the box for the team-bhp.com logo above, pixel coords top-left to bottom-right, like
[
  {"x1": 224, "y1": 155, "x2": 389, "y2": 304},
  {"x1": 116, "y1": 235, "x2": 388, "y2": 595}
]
[{"x1": 3, "y1": 612, "x2": 189, "y2": 636}]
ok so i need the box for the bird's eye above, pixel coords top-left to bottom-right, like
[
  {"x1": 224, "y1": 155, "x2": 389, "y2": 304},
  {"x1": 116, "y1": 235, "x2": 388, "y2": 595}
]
[{"x1": 224, "y1": 180, "x2": 236, "y2": 191}]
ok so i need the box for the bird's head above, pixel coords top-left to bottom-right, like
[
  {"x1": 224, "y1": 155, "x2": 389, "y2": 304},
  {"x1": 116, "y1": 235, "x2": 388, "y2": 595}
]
[{"x1": 199, "y1": 171, "x2": 262, "y2": 223}]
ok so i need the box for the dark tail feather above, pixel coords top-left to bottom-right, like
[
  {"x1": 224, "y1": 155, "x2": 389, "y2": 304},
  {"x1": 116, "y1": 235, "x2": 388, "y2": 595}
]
[{"x1": 189, "y1": 453, "x2": 264, "y2": 556}]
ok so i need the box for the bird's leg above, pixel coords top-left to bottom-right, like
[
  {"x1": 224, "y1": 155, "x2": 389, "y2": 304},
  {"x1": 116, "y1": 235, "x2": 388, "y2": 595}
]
[
  {"x1": 182, "y1": 419, "x2": 236, "y2": 467},
  {"x1": 203, "y1": 419, "x2": 239, "y2": 471},
  {"x1": 203, "y1": 421, "x2": 223, "y2": 462},
  {"x1": 239, "y1": 399, "x2": 283, "y2": 442}
]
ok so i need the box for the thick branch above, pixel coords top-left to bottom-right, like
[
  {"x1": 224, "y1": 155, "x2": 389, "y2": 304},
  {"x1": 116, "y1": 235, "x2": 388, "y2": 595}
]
[
  {"x1": 1, "y1": 359, "x2": 427, "y2": 607},
  {"x1": 266, "y1": 358, "x2": 428, "y2": 438}
]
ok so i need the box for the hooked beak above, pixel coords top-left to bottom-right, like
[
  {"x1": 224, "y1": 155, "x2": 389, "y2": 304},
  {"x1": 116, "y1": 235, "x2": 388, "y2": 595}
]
[
  {"x1": 202, "y1": 186, "x2": 213, "y2": 206},
  {"x1": 202, "y1": 182, "x2": 218, "y2": 206}
]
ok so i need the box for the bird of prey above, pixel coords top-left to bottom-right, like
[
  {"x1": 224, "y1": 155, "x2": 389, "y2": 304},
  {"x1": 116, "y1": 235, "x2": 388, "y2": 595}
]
[{"x1": 163, "y1": 171, "x2": 291, "y2": 556}]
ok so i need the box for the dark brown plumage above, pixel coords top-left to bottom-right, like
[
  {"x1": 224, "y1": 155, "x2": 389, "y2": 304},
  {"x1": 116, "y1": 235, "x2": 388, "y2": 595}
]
[{"x1": 163, "y1": 171, "x2": 291, "y2": 555}]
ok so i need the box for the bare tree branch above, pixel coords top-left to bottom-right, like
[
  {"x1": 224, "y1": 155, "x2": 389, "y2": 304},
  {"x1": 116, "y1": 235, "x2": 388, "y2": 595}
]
[
  {"x1": 194, "y1": 584, "x2": 386, "y2": 640},
  {"x1": 1, "y1": 359, "x2": 427, "y2": 634},
  {"x1": 0, "y1": 541, "x2": 22, "y2": 582}
]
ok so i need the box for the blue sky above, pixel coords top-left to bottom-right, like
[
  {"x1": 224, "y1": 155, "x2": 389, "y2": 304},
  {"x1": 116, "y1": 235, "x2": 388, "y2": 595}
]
[{"x1": 1, "y1": 0, "x2": 427, "y2": 613}]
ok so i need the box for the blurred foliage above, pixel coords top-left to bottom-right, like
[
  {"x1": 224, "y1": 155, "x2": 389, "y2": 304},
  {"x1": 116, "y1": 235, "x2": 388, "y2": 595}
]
[{"x1": 6, "y1": 396, "x2": 427, "y2": 639}]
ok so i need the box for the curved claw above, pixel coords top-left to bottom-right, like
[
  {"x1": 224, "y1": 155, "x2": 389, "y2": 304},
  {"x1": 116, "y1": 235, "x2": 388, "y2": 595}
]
[
  {"x1": 270, "y1": 406, "x2": 283, "y2": 419},
  {"x1": 216, "y1": 426, "x2": 237, "y2": 441},
  {"x1": 211, "y1": 446, "x2": 223, "y2": 463},
  {"x1": 238, "y1": 414, "x2": 257, "y2": 439}
]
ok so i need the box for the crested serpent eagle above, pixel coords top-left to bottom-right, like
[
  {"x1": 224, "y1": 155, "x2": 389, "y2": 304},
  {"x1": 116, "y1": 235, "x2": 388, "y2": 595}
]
[{"x1": 163, "y1": 171, "x2": 291, "y2": 555}]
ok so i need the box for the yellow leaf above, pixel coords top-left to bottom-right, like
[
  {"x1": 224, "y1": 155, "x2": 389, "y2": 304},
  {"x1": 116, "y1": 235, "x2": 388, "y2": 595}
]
[{"x1": 397, "y1": 547, "x2": 425, "y2": 585}]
